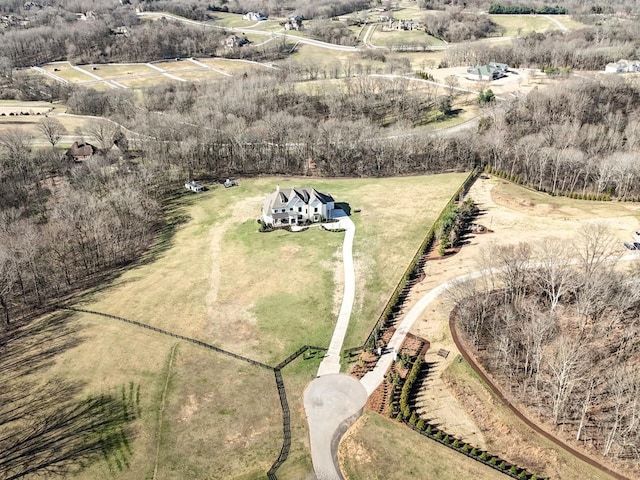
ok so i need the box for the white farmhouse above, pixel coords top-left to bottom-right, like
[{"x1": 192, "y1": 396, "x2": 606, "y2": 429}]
[
  {"x1": 605, "y1": 59, "x2": 640, "y2": 73},
  {"x1": 262, "y1": 186, "x2": 335, "y2": 227}
]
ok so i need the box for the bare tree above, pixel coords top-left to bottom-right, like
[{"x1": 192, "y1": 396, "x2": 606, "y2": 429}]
[
  {"x1": 576, "y1": 222, "x2": 618, "y2": 280},
  {"x1": 530, "y1": 238, "x2": 576, "y2": 312},
  {"x1": 37, "y1": 118, "x2": 67, "y2": 148},
  {"x1": 544, "y1": 336, "x2": 587, "y2": 425},
  {"x1": 86, "y1": 120, "x2": 119, "y2": 151},
  {"x1": 0, "y1": 245, "x2": 16, "y2": 326}
]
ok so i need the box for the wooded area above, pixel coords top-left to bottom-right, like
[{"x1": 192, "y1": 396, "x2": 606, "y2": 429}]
[{"x1": 452, "y1": 227, "x2": 640, "y2": 472}]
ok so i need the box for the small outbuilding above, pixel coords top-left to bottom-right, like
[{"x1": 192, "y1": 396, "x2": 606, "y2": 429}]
[{"x1": 185, "y1": 180, "x2": 205, "y2": 192}]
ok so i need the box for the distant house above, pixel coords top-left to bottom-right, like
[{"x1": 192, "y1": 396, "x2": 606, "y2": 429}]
[
  {"x1": 378, "y1": 11, "x2": 393, "y2": 22},
  {"x1": 262, "y1": 186, "x2": 335, "y2": 227},
  {"x1": 466, "y1": 64, "x2": 506, "y2": 81},
  {"x1": 243, "y1": 12, "x2": 267, "y2": 21},
  {"x1": 604, "y1": 59, "x2": 640, "y2": 73},
  {"x1": 284, "y1": 15, "x2": 303, "y2": 31},
  {"x1": 224, "y1": 34, "x2": 250, "y2": 48},
  {"x1": 185, "y1": 180, "x2": 205, "y2": 192},
  {"x1": 65, "y1": 141, "x2": 97, "y2": 162},
  {"x1": 110, "y1": 26, "x2": 128, "y2": 36},
  {"x1": 383, "y1": 19, "x2": 423, "y2": 31},
  {"x1": 488, "y1": 62, "x2": 509, "y2": 72}
]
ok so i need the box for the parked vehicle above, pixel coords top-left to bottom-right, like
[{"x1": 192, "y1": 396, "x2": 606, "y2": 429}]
[
  {"x1": 633, "y1": 242, "x2": 640, "y2": 250},
  {"x1": 624, "y1": 242, "x2": 636, "y2": 250}
]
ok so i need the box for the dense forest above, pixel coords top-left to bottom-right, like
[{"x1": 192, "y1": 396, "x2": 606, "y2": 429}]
[{"x1": 452, "y1": 231, "x2": 640, "y2": 472}]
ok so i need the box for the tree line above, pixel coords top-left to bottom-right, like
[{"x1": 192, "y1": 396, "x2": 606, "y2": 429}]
[
  {"x1": 0, "y1": 131, "x2": 164, "y2": 325},
  {"x1": 443, "y1": 22, "x2": 640, "y2": 71},
  {"x1": 488, "y1": 3, "x2": 568, "y2": 15},
  {"x1": 451, "y1": 226, "x2": 640, "y2": 473}
]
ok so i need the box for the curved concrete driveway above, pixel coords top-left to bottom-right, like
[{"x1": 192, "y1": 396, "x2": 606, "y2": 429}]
[
  {"x1": 360, "y1": 252, "x2": 639, "y2": 395},
  {"x1": 304, "y1": 374, "x2": 368, "y2": 480},
  {"x1": 317, "y1": 210, "x2": 356, "y2": 377}
]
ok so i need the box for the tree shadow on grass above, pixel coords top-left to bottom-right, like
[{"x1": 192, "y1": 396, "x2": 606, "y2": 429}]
[
  {"x1": 67, "y1": 192, "x2": 193, "y2": 302},
  {"x1": 0, "y1": 312, "x2": 138, "y2": 479}
]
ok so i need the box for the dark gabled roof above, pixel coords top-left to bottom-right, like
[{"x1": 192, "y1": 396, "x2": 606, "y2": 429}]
[
  {"x1": 66, "y1": 141, "x2": 97, "y2": 158},
  {"x1": 310, "y1": 188, "x2": 334, "y2": 204},
  {"x1": 265, "y1": 186, "x2": 334, "y2": 213}
]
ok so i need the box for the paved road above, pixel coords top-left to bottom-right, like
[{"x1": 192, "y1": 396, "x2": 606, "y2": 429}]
[
  {"x1": 138, "y1": 11, "x2": 359, "y2": 52},
  {"x1": 304, "y1": 374, "x2": 368, "y2": 480},
  {"x1": 317, "y1": 210, "x2": 356, "y2": 376}
]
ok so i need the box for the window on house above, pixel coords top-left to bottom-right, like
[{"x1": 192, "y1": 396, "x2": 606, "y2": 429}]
[
  {"x1": 314, "y1": 207, "x2": 318, "y2": 213},
  {"x1": 298, "y1": 207, "x2": 302, "y2": 212},
  {"x1": 290, "y1": 208, "x2": 293, "y2": 211}
]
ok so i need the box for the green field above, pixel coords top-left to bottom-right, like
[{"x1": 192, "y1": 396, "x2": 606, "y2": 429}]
[
  {"x1": 41, "y1": 62, "x2": 98, "y2": 82},
  {"x1": 79, "y1": 63, "x2": 157, "y2": 79},
  {"x1": 370, "y1": 28, "x2": 445, "y2": 47},
  {"x1": 489, "y1": 14, "x2": 558, "y2": 37},
  {"x1": 25, "y1": 173, "x2": 467, "y2": 479}
]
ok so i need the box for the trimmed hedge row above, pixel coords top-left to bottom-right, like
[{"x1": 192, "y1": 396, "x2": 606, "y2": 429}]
[
  {"x1": 406, "y1": 419, "x2": 544, "y2": 479},
  {"x1": 483, "y1": 165, "x2": 614, "y2": 201},
  {"x1": 358, "y1": 168, "x2": 480, "y2": 352}
]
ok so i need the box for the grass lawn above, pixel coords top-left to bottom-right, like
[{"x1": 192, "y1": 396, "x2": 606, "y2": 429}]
[
  {"x1": 33, "y1": 173, "x2": 467, "y2": 478},
  {"x1": 0, "y1": 111, "x2": 102, "y2": 139},
  {"x1": 340, "y1": 412, "x2": 507, "y2": 479},
  {"x1": 444, "y1": 359, "x2": 619, "y2": 480},
  {"x1": 41, "y1": 62, "x2": 98, "y2": 82},
  {"x1": 370, "y1": 28, "x2": 445, "y2": 47},
  {"x1": 205, "y1": 57, "x2": 276, "y2": 73},
  {"x1": 38, "y1": 312, "x2": 281, "y2": 480},
  {"x1": 489, "y1": 14, "x2": 557, "y2": 37},
  {"x1": 170, "y1": 70, "x2": 226, "y2": 82},
  {"x1": 79, "y1": 63, "x2": 157, "y2": 79},
  {"x1": 151, "y1": 60, "x2": 199, "y2": 72},
  {"x1": 152, "y1": 343, "x2": 280, "y2": 480},
  {"x1": 207, "y1": 11, "x2": 258, "y2": 28},
  {"x1": 115, "y1": 75, "x2": 175, "y2": 89},
  {"x1": 491, "y1": 180, "x2": 640, "y2": 218},
  {"x1": 555, "y1": 15, "x2": 589, "y2": 31},
  {"x1": 78, "y1": 174, "x2": 467, "y2": 364}
]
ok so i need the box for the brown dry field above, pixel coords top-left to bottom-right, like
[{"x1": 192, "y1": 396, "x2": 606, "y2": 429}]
[
  {"x1": 340, "y1": 412, "x2": 507, "y2": 480},
  {"x1": 401, "y1": 175, "x2": 639, "y2": 480},
  {"x1": 17, "y1": 174, "x2": 465, "y2": 479}
]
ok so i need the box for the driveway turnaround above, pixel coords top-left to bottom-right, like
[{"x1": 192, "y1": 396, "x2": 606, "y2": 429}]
[
  {"x1": 317, "y1": 211, "x2": 356, "y2": 377},
  {"x1": 304, "y1": 374, "x2": 368, "y2": 480}
]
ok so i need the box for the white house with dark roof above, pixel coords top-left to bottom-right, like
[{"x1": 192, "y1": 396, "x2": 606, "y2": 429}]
[
  {"x1": 605, "y1": 59, "x2": 640, "y2": 73},
  {"x1": 262, "y1": 186, "x2": 335, "y2": 227}
]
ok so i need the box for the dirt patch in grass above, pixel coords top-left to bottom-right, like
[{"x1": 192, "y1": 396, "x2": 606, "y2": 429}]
[{"x1": 396, "y1": 175, "x2": 638, "y2": 480}]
